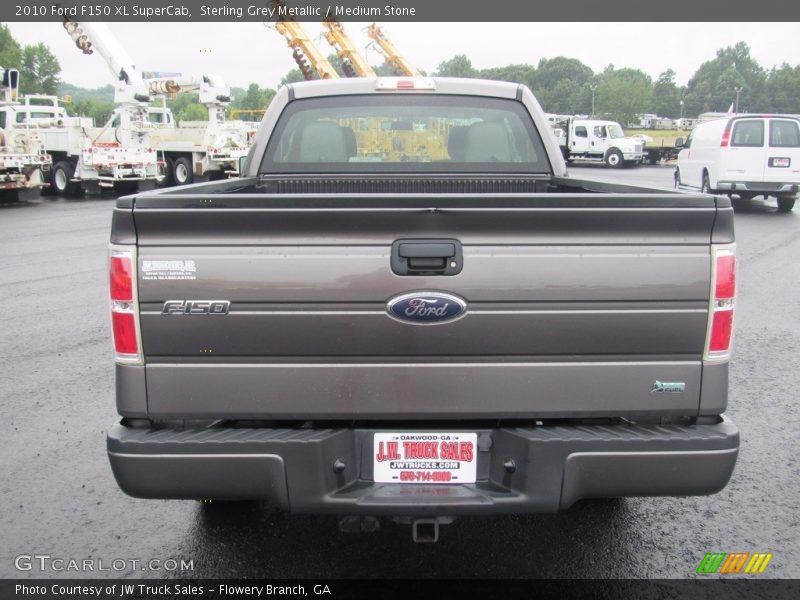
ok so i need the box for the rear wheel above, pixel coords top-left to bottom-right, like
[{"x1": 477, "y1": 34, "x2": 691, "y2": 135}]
[
  {"x1": 40, "y1": 165, "x2": 56, "y2": 196},
  {"x1": 155, "y1": 157, "x2": 174, "y2": 188},
  {"x1": 777, "y1": 196, "x2": 796, "y2": 212},
  {"x1": 173, "y1": 157, "x2": 193, "y2": 186},
  {"x1": 52, "y1": 161, "x2": 81, "y2": 197},
  {"x1": 605, "y1": 149, "x2": 624, "y2": 168}
]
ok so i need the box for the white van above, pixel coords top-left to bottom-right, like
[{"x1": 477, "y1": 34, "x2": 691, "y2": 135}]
[{"x1": 675, "y1": 114, "x2": 800, "y2": 212}]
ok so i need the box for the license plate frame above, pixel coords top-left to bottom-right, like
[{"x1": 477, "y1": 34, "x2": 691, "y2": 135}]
[
  {"x1": 373, "y1": 432, "x2": 478, "y2": 484},
  {"x1": 769, "y1": 157, "x2": 791, "y2": 168}
]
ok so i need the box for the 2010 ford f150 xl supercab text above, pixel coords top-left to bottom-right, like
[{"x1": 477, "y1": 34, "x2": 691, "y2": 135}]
[{"x1": 106, "y1": 77, "x2": 738, "y2": 539}]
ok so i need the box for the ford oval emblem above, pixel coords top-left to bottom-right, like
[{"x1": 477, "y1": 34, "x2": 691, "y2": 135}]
[{"x1": 386, "y1": 291, "x2": 467, "y2": 325}]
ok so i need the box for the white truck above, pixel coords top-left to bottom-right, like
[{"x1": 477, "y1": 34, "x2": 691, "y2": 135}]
[
  {"x1": 0, "y1": 68, "x2": 51, "y2": 202},
  {"x1": 144, "y1": 77, "x2": 252, "y2": 186},
  {"x1": 46, "y1": 20, "x2": 165, "y2": 195},
  {"x1": 552, "y1": 117, "x2": 644, "y2": 167},
  {"x1": 7, "y1": 95, "x2": 160, "y2": 196}
]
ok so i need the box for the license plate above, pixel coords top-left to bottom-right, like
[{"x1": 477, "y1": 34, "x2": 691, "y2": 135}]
[
  {"x1": 373, "y1": 432, "x2": 477, "y2": 484},
  {"x1": 770, "y1": 157, "x2": 791, "y2": 167}
]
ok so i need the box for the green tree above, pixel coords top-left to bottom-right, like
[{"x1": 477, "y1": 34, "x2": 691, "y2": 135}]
[
  {"x1": 0, "y1": 24, "x2": 22, "y2": 69},
  {"x1": 280, "y1": 68, "x2": 308, "y2": 86},
  {"x1": 69, "y1": 98, "x2": 114, "y2": 124},
  {"x1": 176, "y1": 103, "x2": 208, "y2": 122},
  {"x1": 683, "y1": 42, "x2": 767, "y2": 115},
  {"x1": 478, "y1": 64, "x2": 536, "y2": 89},
  {"x1": 20, "y1": 43, "x2": 61, "y2": 95},
  {"x1": 529, "y1": 57, "x2": 593, "y2": 113},
  {"x1": 234, "y1": 83, "x2": 276, "y2": 111},
  {"x1": 594, "y1": 66, "x2": 653, "y2": 125},
  {"x1": 652, "y1": 69, "x2": 684, "y2": 118},
  {"x1": 765, "y1": 64, "x2": 800, "y2": 113},
  {"x1": 434, "y1": 54, "x2": 476, "y2": 78}
]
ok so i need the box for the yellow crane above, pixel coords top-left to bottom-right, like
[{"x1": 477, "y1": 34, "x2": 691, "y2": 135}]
[
  {"x1": 271, "y1": 1, "x2": 338, "y2": 80},
  {"x1": 322, "y1": 19, "x2": 376, "y2": 78},
  {"x1": 366, "y1": 23, "x2": 422, "y2": 77}
]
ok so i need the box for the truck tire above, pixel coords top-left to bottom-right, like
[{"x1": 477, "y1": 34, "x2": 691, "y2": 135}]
[
  {"x1": 173, "y1": 157, "x2": 194, "y2": 186},
  {"x1": 604, "y1": 149, "x2": 624, "y2": 168},
  {"x1": 777, "y1": 196, "x2": 796, "y2": 212},
  {"x1": 155, "y1": 158, "x2": 174, "y2": 188},
  {"x1": 674, "y1": 169, "x2": 682, "y2": 188},
  {"x1": 40, "y1": 165, "x2": 56, "y2": 196},
  {"x1": 52, "y1": 161, "x2": 82, "y2": 197}
]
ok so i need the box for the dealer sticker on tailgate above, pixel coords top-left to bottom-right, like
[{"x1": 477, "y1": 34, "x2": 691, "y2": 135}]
[{"x1": 373, "y1": 432, "x2": 477, "y2": 484}]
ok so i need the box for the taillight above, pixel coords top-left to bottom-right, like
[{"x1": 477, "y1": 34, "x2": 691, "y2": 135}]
[
  {"x1": 705, "y1": 245, "x2": 736, "y2": 360},
  {"x1": 720, "y1": 129, "x2": 731, "y2": 147},
  {"x1": 109, "y1": 245, "x2": 142, "y2": 363}
]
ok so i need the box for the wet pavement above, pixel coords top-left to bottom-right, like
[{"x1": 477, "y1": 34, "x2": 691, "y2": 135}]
[{"x1": 1, "y1": 165, "x2": 798, "y2": 578}]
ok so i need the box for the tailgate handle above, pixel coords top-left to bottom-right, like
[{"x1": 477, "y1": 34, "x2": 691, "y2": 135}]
[{"x1": 391, "y1": 239, "x2": 463, "y2": 276}]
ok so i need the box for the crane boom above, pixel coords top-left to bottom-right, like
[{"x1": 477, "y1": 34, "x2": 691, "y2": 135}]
[
  {"x1": 145, "y1": 73, "x2": 234, "y2": 125},
  {"x1": 366, "y1": 23, "x2": 422, "y2": 77},
  {"x1": 322, "y1": 20, "x2": 376, "y2": 78},
  {"x1": 63, "y1": 21, "x2": 149, "y2": 102},
  {"x1": 270, "y1": 1, "x2": 338, "y2": 81}
]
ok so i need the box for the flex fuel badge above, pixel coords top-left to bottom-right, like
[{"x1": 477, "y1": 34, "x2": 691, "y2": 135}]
[{"x1": 141, "y1": 260, "x2": 197, "y2": 281}]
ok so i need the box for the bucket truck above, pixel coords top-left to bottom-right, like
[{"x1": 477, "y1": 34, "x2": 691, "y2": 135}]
[
  {"x1": 0, "y1": 67, "x2": 51, "y2": 202},
  {"x1": 21, "y1": 20, "x2": 163, "y2": 196},
  {"x1": 143, "y1": 74, "x2": 252, "y2": 186}
]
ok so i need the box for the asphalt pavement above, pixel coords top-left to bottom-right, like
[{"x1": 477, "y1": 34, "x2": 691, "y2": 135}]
[{"x1": 1, "y1": 165, "x2": 798, "y2": 579}]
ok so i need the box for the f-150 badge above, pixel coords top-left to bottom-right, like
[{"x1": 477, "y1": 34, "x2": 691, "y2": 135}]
[
  {"x1": 386, "y1": 292, "x2": 466, "y2": 324},
  {"x1": 162, "y1": 300, "x2": 230, "y2": 315}
]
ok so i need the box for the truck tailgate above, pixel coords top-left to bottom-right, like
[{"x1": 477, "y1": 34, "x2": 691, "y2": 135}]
[{"x1": 128, "y1": 193, "x2": 726, "y2": 420}]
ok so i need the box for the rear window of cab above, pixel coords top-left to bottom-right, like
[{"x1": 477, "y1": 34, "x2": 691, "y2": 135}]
[{"x1": 259, "y1": 94, "x2": 552, "y2": 174}]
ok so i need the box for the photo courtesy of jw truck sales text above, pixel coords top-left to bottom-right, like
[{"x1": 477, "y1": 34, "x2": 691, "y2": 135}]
[{"x1": 1, "y1": 1, "x2": 799, "y2": 596}]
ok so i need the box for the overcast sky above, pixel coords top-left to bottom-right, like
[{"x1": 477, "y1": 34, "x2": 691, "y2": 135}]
[{"x1": 6, "y1": 22, "x2": 800, "y2": 90}]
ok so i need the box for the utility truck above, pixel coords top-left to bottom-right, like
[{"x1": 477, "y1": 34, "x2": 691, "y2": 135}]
[
  {"x1": 41, "y1": 20, "x2": 164, "y2": 195},
  {"x1": 144, "y1": 75, "x2": 251, "y2": 186},
  {"x1": 0, "y1": 67, "x2": 51, "y2": 202},
  {"x1": 10, "y1": 95, "x2": 160, "y2": 196},
  {"x1": 552, "y1": 117, "x2": 644, "y2": 167}
]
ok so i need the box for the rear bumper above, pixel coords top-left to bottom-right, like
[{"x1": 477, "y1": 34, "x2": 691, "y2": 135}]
[
  {"x1": 622, "y1": 151, "x2": 644, "y2": 161},
  {"x1": 107, "y1": 417, "x2": 739, "y2": 514},
  {"x1": 717, "y1": 180, "x2": 799, "y2": 195}
]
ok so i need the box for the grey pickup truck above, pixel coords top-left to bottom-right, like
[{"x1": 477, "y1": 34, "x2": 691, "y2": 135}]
[{"x1": 106, "y1": 77, "x2": 738, "y2": 540}]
